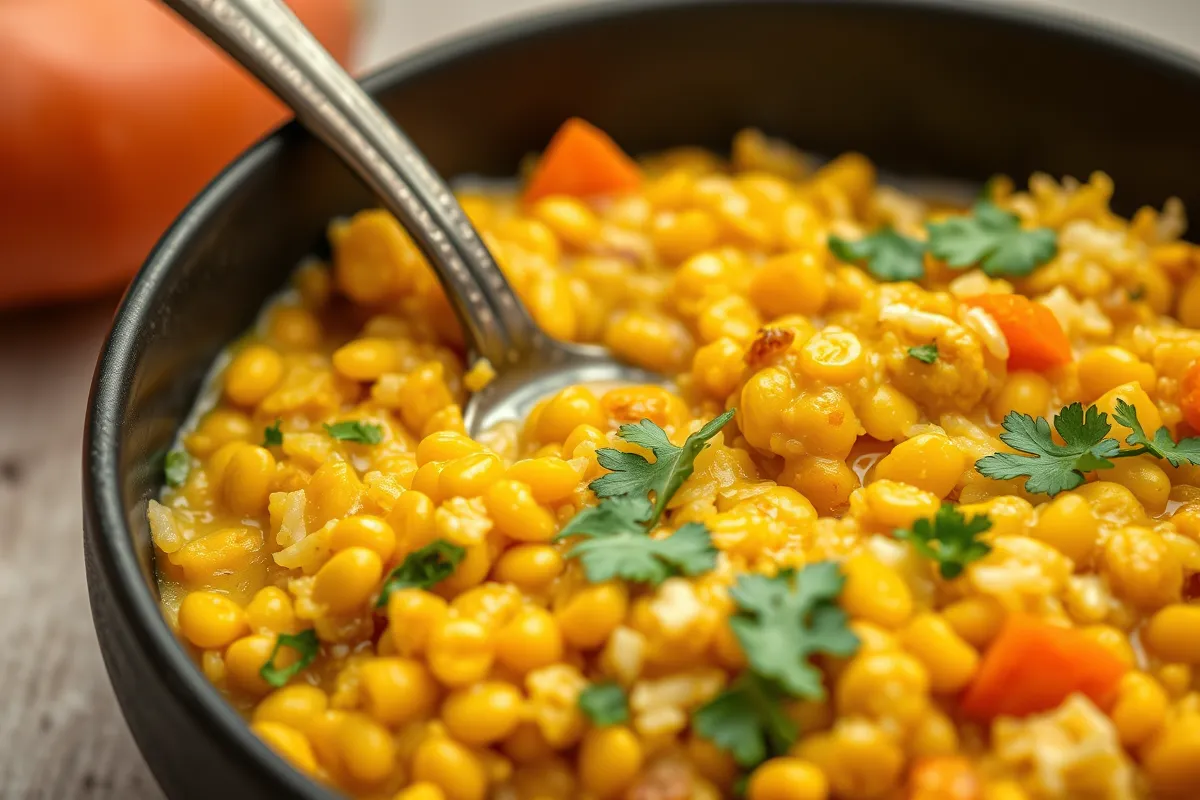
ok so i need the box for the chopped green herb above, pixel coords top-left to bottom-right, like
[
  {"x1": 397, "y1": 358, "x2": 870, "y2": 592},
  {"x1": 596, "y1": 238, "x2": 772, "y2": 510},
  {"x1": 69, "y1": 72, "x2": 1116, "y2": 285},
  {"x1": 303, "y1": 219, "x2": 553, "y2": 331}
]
[
  {"x1": 376, "y1": 540, "x2": 465, "y2": 607},
  {"x1": 566, "y1": 520, "x2": 715, "y2": 585},
  {"x1": 1128, "y1": 286, "x2": 1146, "y2": 302},
  {"x1": 926, "y1": 200, "x2": 1056, "y2": 277},
  {"x1": 895, "y1": 504, "x2": 993, "y2": 579},
  {"x1": 907, "y1": 343, "x2": 939, "y2": 364},
  {"x1": 828, "y1": 228, "x2": 926, "y2": 282},
  {"x1": 975, "y1": 403, "x2": 1121, "y2": 496},
  {"x1": 164, "y1": 450, "x2": 189, "y2": 487},
  {"x1": 693, "y1": 674, "x2": 797, "y2": 769},
  {"x1": 556, "y1": 495, "x2": 717, "y2": 585},
  {"x1": 728, "y1": 562, "x2": 859, "y2": 699},
  {"x1": 590, "y1": 409, "x2": 735, "y2": 528},
  {"x1": 578, "y1": 682, "x2": 629, "y2": 726},
  {"x1": 259, "y1": 629, "x2": 319, "y2": 688},
  {"x1": 324, "y1": 420, "x2": 383, "y2": 445},
  {"x1": 1113, "y1": 399, "x2": 1200, "y2": 467},
  {"x1": 262, "y1": 419, "x2": 283, "y2": 447},
  {"x1": 975, "y1": 400, "x2": 1200, "y2": 497},
  {"x1": 559, "y1": 493, "x2": 653, "y2": 540}
]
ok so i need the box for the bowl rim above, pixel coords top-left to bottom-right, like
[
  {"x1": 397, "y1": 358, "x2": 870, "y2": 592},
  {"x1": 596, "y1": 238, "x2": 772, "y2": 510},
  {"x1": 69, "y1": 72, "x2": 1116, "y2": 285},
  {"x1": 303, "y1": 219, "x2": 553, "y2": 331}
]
[{"x1": 84, "y1": 0, "x2": 1200, "y2": 796}]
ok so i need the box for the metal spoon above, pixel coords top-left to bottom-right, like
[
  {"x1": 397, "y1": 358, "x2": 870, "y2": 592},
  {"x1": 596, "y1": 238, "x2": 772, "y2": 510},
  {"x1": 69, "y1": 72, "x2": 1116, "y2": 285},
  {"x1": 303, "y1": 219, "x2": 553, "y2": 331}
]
[{"x1": 161, "y1": 0, "x2": 659, "y2": 435}]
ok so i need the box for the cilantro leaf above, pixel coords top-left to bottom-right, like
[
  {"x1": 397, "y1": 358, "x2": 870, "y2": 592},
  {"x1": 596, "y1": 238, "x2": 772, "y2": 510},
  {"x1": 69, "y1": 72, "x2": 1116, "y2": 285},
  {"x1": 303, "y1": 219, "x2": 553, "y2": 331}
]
[
  {"x1": 693, "y1": 674, "x2": 797, "y2": 769},
  {"x1": 895, "y1": 504, "x2": 993, "y2": 579},
  {"x1": 560, "y1": 511, "x2": 717, "y2": 585},
  {"x1": 926, "y1": 201, "x2": 1056, "y2": 277},
  {"x1": 728, "y1": 562, "x2": 859, "y2": 699},
  {"x1": 907, "y1": 343, "x2": 939, "y2": 364},
  {"x1": 975, "y1": 403, "x2": 1121, "y2": 496},
  {"x1": 259, "y1": 629, "x2": 319, "y2": 688},
  {"x1": 164, "y1": 450, "x2": 189, "y2": 488},
  {"x1": 578, "y1": 682, "x2": 629, "y2": 726},
  {"x1": 590, "y1": 409, "x2": 735, "y2": 527},
  {"x1": 324, "y1": 420, "x2": 383, "y2": 444},
  {"x1": 828, "y1": 228, "x2": 926, "y2": 282},
  {"x1": 375, "y1": 540, "x2": 465, "y2": 607},
  {"x1": 262, "y1": 419, "x2": 283, "y2": 447},
  {"x1": 558, "y1": 494, "x2": 652, "y2": 539},
  {"x1": 1113, "y1": 399, "x2": 1200, "y2": 467}
]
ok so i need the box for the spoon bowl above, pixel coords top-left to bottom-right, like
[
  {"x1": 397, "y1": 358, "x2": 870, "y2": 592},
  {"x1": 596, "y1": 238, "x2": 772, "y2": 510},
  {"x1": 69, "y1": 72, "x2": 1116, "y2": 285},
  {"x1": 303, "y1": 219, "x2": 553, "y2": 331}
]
[
  {"x1": 463, "y1": 338, "x2": 664, "y2": 434},
  {"x1": 161, "y1": 0, "x2": 657, "y2": 436}
]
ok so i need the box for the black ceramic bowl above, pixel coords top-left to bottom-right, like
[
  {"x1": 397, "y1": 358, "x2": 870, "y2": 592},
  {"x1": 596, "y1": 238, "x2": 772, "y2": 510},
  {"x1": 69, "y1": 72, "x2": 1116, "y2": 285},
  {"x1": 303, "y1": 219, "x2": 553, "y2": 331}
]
[{"x1": 84, "y1": 1, "x2": 1200, "y2": 797}]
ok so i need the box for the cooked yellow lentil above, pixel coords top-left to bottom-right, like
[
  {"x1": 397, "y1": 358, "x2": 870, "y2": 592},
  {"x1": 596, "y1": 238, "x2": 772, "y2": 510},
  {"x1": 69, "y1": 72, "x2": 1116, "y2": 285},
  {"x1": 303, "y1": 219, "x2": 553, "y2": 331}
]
[{"x1": 152, "y1": 128, "x2": 1200, "y2": 799}]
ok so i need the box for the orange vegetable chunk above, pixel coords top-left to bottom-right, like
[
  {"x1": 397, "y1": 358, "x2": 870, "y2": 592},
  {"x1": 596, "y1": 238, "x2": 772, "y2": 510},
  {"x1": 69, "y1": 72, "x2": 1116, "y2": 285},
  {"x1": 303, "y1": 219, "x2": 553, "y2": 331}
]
[
  {"x1": 1180, "y1": 360, "x2": 1200, "y2": 432},
  {"x1": 960, "y1": 614, "x2": 1127, "y2": 719},
  {"x1": 523, "y1": 118, "x2": 642, "y2": 203},
  {"x1": 961, "y1": 294, "x2": 1072, "y2": 372}
]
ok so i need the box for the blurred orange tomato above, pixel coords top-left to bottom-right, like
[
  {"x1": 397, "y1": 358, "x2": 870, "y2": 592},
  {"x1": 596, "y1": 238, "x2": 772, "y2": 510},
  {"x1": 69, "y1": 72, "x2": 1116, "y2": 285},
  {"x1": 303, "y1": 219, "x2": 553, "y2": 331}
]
[{"x1": 0, "y1": 0, "x2": 358, "y2": 307}]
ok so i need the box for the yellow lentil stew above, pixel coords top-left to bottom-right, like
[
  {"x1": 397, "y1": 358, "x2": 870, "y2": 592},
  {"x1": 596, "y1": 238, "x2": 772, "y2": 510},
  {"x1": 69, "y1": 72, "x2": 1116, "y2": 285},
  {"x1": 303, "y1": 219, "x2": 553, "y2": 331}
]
[{"x1": 151, "y1": 118, "x2": 1200, "y2": 800}]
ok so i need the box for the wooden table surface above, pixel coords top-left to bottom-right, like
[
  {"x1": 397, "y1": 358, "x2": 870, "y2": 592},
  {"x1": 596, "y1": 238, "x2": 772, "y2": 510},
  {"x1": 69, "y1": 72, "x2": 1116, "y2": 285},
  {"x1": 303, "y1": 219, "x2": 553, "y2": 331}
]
[{"x1": 1, "y1": 1, "x2": 1195, "y2": 797}]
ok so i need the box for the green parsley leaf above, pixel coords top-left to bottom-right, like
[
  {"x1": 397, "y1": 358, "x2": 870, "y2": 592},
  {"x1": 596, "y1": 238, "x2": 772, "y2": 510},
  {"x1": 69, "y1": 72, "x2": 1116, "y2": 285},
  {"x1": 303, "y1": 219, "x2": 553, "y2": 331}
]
[
  {"x1": 926, "y1": 200, "x2": 1056, "y2": 277},
  {"x1": 907, "y1": 343, "x2": 939, "y2": 364},
  {"x1": 975, "y1": 403, "x2": 1121, "y2": 496},
  {"x1": 578, "y1": 682, "x2": 629, "y2": 726},
  {"x1": 376, "y1": 540, "x2": 465, "y2": 607},
  {"x1": 590, "y1": 409, "x2": 735, "y2": 528},
  {"x1": 558, "y1": 493, "x2": 652, "y2": 539},
  {"x1": 324, "y1": 420, "x2": 383, "y2": 445},
  {"x1": 164, "y1": 450, "x2": 189, "y2": 487},
  {"x1": 895, "y1": 504, "x2": 993, "y2": 579},
  {"x1": 557, "y1": 499, "x2": 717, "y2": 585},
  {"x1": 1128, "y1": 286, "x2": 1146, "y2": 302},
  {"x1": 828, "y1": 228, "x2": 926, "y2": 282},
  {"x1": 1113, "y1": 399, "x2": 1200, "y2": 467},
  {"x1": 259, "y1": 629, "x2": 319, "y2": 688},
  {"x1": 262, "y1": 419, "x2": 283, "y2": 447},
  {"x1": 728, "y1": 562, "x2": 859, "y2": 699},
  {"x1": 693, "y1": 673, "x2": 797, "y2": 769}
]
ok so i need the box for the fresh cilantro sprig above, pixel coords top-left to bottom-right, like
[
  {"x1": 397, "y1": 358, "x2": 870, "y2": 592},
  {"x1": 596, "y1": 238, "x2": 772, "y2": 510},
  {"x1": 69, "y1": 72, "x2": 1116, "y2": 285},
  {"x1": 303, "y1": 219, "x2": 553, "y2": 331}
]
[
  {"x1": 829, "y1": 228, "x2": 926, "y2": 282},
  {"x1": 927, "y1": 201, "x2": 1056, "y2": 277},
  {"x1": 975, "y1": 403, "x2": 1120, "y2": 496},
  {"x1": 829, "y1": 200, "x2": 1058, "y2": 281},
  {"x1": 578, "y1": 682, "x2": 629, "y2": 726},
  {"x1": 976, "y1": 401, "x2": 1200, "y2": 496},
  {"x1": 375, "y1": 540, "x2": 465, "y2": 607},
  {"x1": 259, "y1": 629, "x2": 319, "y2": 688},
  {"x1": 728, "y1": 562, "x2": 860, "y2": 699},
  {"x1": 556, "y1": 412, "x2": 734, "y2": 585},
  {"x1": 896, "y1": 504, "x2": 993, "y2": 579},
  {"x1": 693, "y1": 673, "x2": 797, "y2": 768},
  {"x1": 164, "y1": 450, "x2": 189, "y2": 487},
  {"x1": 555, "y1": 495, "x2": 717, "y2": 584},
  {"x1": 324, "y1": 420, "x2": 383, "y2": 444},
  {"x1": 692, "y1": 562, "x2": 858, "y2": 771},
  {"x1": 907, "y1": 343, "x2": 939, "y2": 364},
  {"x1": 591, "y1": 409, "x2": 735, "y2": 527},
  {"x1": 1113, "y1": 399, "x2": 1200, "y2": 466},
  {"x1": 263, "y1": 419, "x2": 283, "y2": 447}
]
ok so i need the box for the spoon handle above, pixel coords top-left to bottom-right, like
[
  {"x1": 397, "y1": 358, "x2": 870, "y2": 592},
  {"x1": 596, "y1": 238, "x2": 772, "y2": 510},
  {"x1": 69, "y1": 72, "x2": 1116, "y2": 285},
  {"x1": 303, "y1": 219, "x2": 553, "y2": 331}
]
[{"x1": 160, "y1": 0, "x2": 540, "y2": 366}]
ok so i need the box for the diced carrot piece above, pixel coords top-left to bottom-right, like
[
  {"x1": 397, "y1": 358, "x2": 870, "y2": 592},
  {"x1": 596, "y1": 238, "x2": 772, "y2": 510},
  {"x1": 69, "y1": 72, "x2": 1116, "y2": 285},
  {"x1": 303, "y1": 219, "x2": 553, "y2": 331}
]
[
  {"x1": 909, "y1": 756, "x2": 980, "y2": 800},
  {"x1": 522, "y1": 118, "x2": 642, "y2": 203},
  {"x1": 960, "y1": 614, "x2": 1127, "y2": 719},
  {"x1": 1180, "y1": 360, "x2": 1200, "y2": 431},
  {"x1": 961, "y1": 294, "x2": 1073, "y2": 372}
]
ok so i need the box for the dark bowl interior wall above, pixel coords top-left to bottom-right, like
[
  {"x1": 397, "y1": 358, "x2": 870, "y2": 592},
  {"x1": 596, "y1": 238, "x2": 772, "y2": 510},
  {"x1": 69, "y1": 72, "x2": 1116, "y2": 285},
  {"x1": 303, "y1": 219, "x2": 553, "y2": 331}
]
[{"x1": 85, "y1": 1, "x2": 1200, "y2": 798}]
